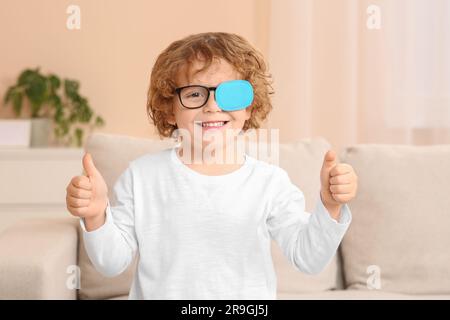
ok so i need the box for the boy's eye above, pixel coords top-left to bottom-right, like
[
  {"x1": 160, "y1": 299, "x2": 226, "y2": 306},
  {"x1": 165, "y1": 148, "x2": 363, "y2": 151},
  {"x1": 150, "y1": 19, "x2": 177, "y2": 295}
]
[
  {"x1": 187, "y1": 92, "x2": 200, "y2": 98},
  {"x1": 184, "y1": 90, "x2": 205, "y2": 99}
]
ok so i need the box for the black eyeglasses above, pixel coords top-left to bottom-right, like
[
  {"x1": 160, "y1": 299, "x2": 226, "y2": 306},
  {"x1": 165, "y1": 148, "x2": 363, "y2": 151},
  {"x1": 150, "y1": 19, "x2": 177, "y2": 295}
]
[{"x1": 174, "y1": 85, "x2": 218, "y2": 109}]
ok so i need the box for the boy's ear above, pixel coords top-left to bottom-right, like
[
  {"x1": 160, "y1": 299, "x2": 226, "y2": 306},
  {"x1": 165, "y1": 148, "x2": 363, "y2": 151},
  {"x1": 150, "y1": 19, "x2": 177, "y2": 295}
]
[
  {"x1": 167, "y1": 114, "x2": 176, "y2": 125},
  {"x1": 245, "y1": 105, "x2": 252, "y2": 120}
]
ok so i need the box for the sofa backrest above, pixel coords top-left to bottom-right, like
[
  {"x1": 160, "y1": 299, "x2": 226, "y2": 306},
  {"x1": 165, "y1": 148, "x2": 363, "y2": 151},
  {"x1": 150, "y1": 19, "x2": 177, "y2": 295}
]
[
  {"x1": 339, "y1": 144, "x2": 450, "y2": 294},
  {"x1": 78, "y1": 132, "x2": 340, "y2": 299}
]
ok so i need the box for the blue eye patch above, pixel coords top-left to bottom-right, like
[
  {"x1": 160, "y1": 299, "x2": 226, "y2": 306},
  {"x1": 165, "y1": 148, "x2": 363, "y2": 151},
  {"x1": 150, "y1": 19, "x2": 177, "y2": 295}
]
[{"x1": 215, "y1": 80, "x2": 254, "y2": 111}]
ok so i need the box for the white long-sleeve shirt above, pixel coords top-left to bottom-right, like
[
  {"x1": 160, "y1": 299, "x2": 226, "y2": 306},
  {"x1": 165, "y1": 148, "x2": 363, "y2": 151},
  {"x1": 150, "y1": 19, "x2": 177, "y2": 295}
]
[{"x1": 80, "y1": 146, "x2": 352, "y2": 300}]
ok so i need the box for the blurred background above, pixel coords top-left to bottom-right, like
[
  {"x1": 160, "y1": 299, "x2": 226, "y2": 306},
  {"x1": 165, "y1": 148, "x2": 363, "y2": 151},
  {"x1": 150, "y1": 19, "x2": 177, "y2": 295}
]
[
  {"x1": 1, "y1": 0, "x2": 449, "y2": 153},
  {"x1": 1, "y1": 0, "x2": 450, "y2": 229},
  {"x1": 1, "y1": 0, "x2": 450, "y2": 300}
]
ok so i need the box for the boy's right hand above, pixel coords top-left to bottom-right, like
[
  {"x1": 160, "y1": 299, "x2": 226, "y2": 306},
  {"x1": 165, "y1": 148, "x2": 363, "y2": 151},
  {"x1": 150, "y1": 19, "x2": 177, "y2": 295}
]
[{"x1": 66, "y1": 153, "x2": 108, "y2": 226}]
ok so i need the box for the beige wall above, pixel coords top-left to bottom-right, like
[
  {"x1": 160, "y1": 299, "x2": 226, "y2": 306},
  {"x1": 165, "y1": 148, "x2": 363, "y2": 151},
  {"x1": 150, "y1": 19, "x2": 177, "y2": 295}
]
[
  {"x1": 0, "y1": 0, "x2": 269, "y2": 141},
  {"x1": 2, "y1": 0, "x2": 449, "y2": 152}
]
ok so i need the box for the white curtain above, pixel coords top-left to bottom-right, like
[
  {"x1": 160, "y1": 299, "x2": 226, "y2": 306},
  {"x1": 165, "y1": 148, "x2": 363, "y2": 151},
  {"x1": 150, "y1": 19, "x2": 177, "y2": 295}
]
[
  {"x1": 267, "y1": 0, "x2": 450, "y2": 148},
  {"x1": 384, "y1": 0, "x2": 450, "y2": 131}
]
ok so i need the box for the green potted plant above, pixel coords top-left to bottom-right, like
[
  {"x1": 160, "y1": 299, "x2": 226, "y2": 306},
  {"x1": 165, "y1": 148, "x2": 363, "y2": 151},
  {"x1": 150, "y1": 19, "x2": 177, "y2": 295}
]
[{"x1": 2, "y1": 67, "x2": 105, "y2": 147}]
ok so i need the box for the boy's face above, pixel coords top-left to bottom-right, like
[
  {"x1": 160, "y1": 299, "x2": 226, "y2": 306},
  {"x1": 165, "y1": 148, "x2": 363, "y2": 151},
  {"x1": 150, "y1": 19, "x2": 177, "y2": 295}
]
[{"x1": 168, "y1": 58, "x2": 252, "y2": 149}]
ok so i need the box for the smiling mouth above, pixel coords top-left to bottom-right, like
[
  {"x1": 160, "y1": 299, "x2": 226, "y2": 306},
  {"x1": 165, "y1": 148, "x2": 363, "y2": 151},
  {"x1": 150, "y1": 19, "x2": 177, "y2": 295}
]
[{"x1": 196, "y1": 121, "x2": 230, "y2": 128}]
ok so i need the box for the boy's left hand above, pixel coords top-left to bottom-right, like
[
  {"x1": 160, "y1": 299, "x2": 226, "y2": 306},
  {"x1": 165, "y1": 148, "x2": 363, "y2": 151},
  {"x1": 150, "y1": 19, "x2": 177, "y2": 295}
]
[{"x1": 319, "y1": 150, "x2": 358, "y2": 216}]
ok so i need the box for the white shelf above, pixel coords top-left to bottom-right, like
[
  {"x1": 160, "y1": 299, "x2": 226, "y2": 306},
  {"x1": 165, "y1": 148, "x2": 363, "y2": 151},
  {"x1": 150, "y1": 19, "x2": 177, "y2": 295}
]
[
  {"x1": 0, "y1": 147, "x2": 84, "y2": 233},
  {"x1": 0, "y1": 147, "x2": 84, "y2": 160}
]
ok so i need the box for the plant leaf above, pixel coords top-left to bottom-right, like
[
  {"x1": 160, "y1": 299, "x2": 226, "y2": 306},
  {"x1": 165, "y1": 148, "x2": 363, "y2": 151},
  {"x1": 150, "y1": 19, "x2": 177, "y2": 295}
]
[
  {"x1": 75, "y1": 128, "x2": 83, "y2": 147},
  {"x1": 25, "y1": 71, "x2": 47, "y2": 111},
  {"x1": 18, "y1": 69, "x2": 38, "y2": 86},
  {"x1": 95, "y1": 116, "x2": 105, "y2": 126},
  {"x1": 12, "y1": 90, "x2": 23, "y2": 116},
  {"x1": 64, "y1": 79, "x2": 79, "y2": 98},
  {"x1": 3, "y1": 86, "x2": 15, "y2": 106},
  {"x1": 49, "y1": 74, "x2": 61, "y2": 90}
]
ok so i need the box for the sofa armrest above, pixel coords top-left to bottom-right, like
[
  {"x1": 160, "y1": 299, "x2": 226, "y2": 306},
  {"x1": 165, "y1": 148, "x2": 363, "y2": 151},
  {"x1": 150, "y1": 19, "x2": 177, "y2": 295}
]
[{"x1": 0, "y1": 217, "x2": 79, "y2": 299}]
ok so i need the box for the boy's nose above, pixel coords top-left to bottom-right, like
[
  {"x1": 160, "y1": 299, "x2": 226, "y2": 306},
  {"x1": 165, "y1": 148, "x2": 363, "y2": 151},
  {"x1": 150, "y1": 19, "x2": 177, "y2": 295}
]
[{"x1": 203, "y1": 91, "x2": 222, "y2": 113}]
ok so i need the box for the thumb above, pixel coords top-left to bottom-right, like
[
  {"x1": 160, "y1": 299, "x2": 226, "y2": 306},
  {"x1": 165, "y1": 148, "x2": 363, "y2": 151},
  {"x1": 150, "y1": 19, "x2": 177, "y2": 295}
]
[
  {"x1": 82, "y1": 152, "x2": 99, "y2": 178},
  {"x1": 322, "y1": 150, "x2": 337, "y2": 169},
  {"x1": 320, "y1": 150, "x2": 337, "y2": 185}
]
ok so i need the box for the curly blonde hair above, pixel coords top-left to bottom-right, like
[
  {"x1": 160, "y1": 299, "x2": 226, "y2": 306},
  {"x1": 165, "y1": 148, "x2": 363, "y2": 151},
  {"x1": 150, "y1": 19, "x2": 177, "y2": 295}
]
[{"x1": 147, "y1": 32, "x2": 274, "y2": 138}]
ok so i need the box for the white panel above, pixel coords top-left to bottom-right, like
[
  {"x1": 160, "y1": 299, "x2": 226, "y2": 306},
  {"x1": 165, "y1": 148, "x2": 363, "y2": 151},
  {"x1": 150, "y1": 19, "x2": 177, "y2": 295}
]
[{"x1": 0, "y1": 148, "x2": 84, "y2": 205}]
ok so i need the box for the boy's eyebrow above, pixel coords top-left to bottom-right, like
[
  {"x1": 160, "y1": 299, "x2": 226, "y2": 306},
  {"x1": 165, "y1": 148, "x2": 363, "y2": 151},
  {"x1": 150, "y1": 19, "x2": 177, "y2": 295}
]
[
  {"x1": 184, "y1": 79, "x2": 241, "y2": 87},
  {"x1": 182, "y1": 81, "x2": 217, "y2": 87}
]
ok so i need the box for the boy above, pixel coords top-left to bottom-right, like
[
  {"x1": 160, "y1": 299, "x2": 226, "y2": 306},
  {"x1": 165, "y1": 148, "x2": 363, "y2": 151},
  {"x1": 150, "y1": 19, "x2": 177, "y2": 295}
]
[{"x1": 66, "y1": 32, "x2": 358, "y2": 299}]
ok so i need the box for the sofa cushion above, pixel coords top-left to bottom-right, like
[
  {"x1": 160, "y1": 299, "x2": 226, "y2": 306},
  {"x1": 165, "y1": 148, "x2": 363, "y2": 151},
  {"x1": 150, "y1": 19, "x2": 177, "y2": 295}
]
[
  {"x1": 78, "y1": 133, "x2": 339, "y2": 299},
  {"x1": 339, "y1": 144, "x2": 450, "y2": 294},
  {"x1": 278, "y1": 290, "x2": 450, "y2": 300},
  {"x1": 0, "y1": 218, "x2": 79, "y2": 299}
]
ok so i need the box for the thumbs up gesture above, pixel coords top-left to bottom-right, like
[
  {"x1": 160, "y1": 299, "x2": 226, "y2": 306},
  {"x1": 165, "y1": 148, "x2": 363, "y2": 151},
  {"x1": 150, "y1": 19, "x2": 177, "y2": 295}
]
[
  {"x1": 320, "y1": 150, "x2": 358, "y2": 218},
  {"x1": 66, "y1": 153, "x2": 108, "y2": 224}
]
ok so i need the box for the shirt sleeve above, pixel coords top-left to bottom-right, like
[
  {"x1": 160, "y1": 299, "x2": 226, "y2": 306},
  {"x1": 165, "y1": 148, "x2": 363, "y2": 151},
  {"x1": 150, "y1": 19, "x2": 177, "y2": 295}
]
[
  {"x1": 79, "y1": 165, "x2": 138, "y2": 277},
  {"x1": 266, "y1": 167, "x2": 352, "y2": 275}
]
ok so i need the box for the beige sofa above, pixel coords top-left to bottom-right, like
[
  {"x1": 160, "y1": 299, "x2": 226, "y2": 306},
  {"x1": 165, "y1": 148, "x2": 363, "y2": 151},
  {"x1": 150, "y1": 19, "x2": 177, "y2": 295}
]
[{"x1": 0, "y1": 133, "x2": 449, "y2": 300}]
